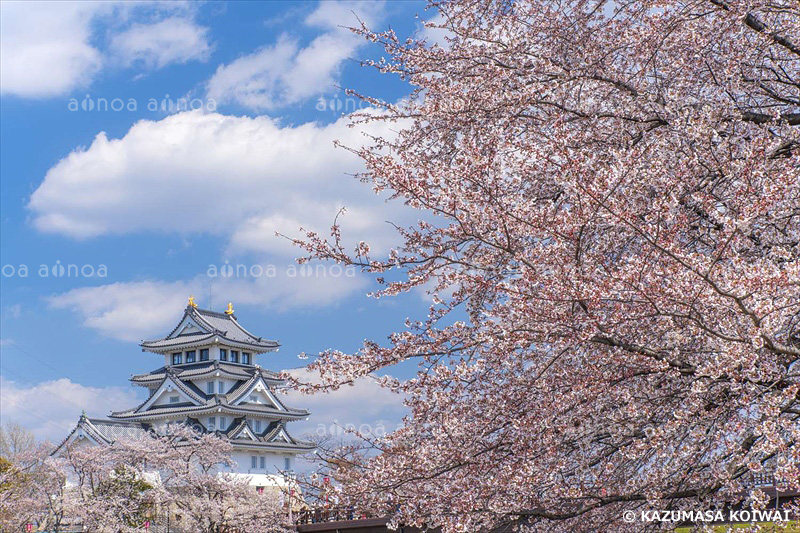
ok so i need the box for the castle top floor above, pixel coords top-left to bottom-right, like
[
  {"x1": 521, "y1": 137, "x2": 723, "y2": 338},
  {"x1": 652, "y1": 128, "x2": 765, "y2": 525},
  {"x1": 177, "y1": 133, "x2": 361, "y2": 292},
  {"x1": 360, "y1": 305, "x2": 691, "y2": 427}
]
[{"x1": 140, "y1": 298, "x2": 279, "y2": 368}]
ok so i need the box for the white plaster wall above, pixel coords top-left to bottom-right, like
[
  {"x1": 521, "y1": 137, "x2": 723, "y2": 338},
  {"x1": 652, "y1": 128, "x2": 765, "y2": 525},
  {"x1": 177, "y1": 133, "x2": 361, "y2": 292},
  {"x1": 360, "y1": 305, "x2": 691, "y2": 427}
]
[{"x1": 229, "y1": 450, "x2": 294, "y2": 475}]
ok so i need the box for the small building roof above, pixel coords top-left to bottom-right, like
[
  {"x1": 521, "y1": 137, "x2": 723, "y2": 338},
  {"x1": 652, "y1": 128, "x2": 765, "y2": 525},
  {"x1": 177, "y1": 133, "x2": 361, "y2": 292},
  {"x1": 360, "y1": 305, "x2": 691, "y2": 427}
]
[{"x1": 52, "y1": 415, "x2": 153, "y2": 456}]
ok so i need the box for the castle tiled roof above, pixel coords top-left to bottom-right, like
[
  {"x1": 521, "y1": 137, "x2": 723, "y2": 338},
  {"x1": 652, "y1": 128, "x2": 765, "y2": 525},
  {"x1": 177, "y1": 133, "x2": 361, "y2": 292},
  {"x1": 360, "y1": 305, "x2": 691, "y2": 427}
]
[
  {"x1": 53, "y1": 416, "x2": 314, "y2": 455},
  {"x1": 111, "y1": 396, "x2": 309, "y2": 420},
  {"x1": 131, "y1": 360, "x2": 282, "y2": 385},
  {"x1": 223, "y1": 372, "x2": 290, "y2": 406},
  {"x1": 52, "y1": 416, "x2": 153, "y2": 455},
  {"x1": 141, "y1": 306, "x2": 280, "y2": 353},
  {"x1": 220, "y1": 418, "x2": 314, "y2": 451},
  {"x1": 109, "y1": 392, "x2": 309, "y2": 420},
  {"x1": 121, "y1": 366, "x2": 302, "y2": 420},
  {"x1": 140, "y1": 333, "x2": 215, "y2": 349}
]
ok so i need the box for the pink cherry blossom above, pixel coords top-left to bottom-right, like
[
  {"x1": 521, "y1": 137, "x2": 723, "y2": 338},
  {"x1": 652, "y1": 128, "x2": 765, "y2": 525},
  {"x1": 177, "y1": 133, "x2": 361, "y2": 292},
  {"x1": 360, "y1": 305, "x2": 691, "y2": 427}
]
[
  {"x1": 0, "y1": 426, "x2": 289, "y2": 532},
  {"x1": 290, "y1": 1, "x2": 799, "y2": 531}
]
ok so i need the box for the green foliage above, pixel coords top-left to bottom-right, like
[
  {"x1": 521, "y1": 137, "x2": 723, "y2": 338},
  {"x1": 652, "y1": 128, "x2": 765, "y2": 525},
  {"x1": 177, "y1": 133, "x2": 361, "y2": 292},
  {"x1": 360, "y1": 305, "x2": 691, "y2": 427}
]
[{"x1": 94, "y1": 465, "x2": 156, "y2": 527}]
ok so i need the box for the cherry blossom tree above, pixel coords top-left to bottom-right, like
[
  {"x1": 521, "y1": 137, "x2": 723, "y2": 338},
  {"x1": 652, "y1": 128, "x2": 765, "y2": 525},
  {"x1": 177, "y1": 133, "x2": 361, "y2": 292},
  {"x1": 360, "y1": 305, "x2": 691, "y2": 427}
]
[
  {"x1": 291, "y1": 0, "x2": 799, "y2": 530},
  {"x1": 1, "y1": 426, "x2": 289, "y2": 532},
  {"x1": 0, "y1": 442, "x2": 60, "y2": 532},
  {"x1": 147, "y1": 425, "x2": 287, "y2": 533},
  {"x1": 55, "y1": 443, "x2": 156, "y2": 533},
  {"x1": 0, "y1": 438, "x2": 158, "y2": 533},
  {"x1": 0, "y1": 423, "x2": 36, "y2": 462}
]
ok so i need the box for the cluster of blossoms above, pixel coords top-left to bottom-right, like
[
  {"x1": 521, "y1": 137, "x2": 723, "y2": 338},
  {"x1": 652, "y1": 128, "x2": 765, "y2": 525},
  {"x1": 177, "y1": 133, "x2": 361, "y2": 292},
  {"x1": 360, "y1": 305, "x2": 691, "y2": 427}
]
[
  {"x1": 0, "y1": 426, "x2": 288, "y2": 532},
  {"x1": 290, "y1": 0, "x2": 799, "y2": 531}
]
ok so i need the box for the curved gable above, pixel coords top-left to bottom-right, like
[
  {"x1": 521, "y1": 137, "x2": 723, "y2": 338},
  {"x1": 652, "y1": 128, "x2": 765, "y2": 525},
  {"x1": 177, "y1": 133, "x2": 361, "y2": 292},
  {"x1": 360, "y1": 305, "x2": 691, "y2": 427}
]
[
  {"x1": 230, "y1": 375, "x2": 286, "y2": 410},
  {"x1": 137, "y1": 376, "x2": 205, "y2": 413}
]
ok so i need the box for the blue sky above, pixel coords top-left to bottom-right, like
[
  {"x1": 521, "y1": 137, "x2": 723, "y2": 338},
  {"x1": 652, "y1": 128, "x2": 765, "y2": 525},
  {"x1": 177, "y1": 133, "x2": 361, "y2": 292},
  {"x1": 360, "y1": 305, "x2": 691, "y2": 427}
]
[{"x1": 0, "y1": 0, "x2": 438, "y2": 442}]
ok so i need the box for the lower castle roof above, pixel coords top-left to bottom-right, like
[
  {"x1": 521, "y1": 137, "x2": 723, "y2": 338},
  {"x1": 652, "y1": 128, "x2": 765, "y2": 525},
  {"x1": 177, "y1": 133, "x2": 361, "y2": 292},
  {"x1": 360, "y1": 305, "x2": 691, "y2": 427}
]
[
  {"x1": 52, "y1": 416, "x2": 153, "y2": 455},
  {"x1": 53, "y1": 415, "x2": 314, "y2": 456}
]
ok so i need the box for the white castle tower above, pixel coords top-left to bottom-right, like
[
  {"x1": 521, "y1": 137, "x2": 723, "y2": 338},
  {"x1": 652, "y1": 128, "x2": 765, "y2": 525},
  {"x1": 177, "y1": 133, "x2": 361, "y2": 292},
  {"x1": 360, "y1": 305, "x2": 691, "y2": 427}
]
[{"x1": 55, "y1": 297, "x2": 314, "y2": 487}]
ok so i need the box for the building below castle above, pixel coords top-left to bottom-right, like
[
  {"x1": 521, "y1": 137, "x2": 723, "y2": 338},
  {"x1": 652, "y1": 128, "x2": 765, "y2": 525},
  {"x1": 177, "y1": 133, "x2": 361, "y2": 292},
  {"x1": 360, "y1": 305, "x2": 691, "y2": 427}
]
[{"x1": 54, "y1": 297, "x2": 314, "y2": 487}]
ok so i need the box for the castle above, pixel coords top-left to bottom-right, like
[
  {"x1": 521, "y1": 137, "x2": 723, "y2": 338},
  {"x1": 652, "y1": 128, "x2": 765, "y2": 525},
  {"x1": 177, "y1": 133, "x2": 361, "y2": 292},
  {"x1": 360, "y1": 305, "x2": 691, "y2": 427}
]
[{"x1": 54, "y1": 297, "x2": 314, "y2": 488}]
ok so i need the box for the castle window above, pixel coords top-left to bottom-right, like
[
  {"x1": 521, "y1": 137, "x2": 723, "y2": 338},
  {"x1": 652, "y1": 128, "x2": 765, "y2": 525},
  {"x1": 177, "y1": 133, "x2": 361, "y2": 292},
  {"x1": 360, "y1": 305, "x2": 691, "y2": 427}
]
[
  {"x1": 231, "y1": 350, "x2": 239, "y2": 363},
  {"x1": 208, "y1": 417, "x2": 216, "y2": 430},
  {"x1": 218, "y1": 381, "x2": 225, "y2": 394},
  {"x1": 254, "y1": 420, "x2": 262, "y2": 432},
  {"x1": 251, "y1": 456, "x2": 257, "y2": 469},
  {"x1": 259, "y1": 456, "x2": 265, "y2": 469},
  {"x1": 220, "y1": 349, "x2": 228, "y2": 361},
  {"x1": 207, "y1": 381, "x2": 214, "y2": 394},
  {"x1": 284, "y1": 457, "x2": 291, "y2": 471},
  {"x1": 242, "y1": 352, "x2": 251, "y2": 364},
  {"x1": 169, "y1": 396, "x2": 179, "y2": 404},
  {"x1": 185, "y1": 350, "x2": 196, "y2": 363},
  {"x1": 172, "y1": 353, "x2": 182, "y2": 365},
  {"x1": 200, "y1": 349, "x2": 209, "y2": 361},
  {"x1": 249, "y1": 394, "x2": 258, "y2": 403},
  {"x1": 220, "y1": 416, "x2": 227, "y2": 428}
]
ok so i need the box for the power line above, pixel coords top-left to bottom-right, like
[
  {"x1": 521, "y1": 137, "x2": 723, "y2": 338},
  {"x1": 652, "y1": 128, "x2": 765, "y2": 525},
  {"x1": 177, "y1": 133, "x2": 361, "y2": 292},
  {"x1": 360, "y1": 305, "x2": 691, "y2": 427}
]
[
  {"x1": 0, "y1": 364, "x2": 96, "y2": 416},
  {"x1": 1, "y1": 338, "x2": 72, "y2": 379},
  {"x1": 0, "y1": 392, "x2": 72, "y2": 436},
  {"x1": 0, "y1": 339, "x2": 143, "y2": 419}
]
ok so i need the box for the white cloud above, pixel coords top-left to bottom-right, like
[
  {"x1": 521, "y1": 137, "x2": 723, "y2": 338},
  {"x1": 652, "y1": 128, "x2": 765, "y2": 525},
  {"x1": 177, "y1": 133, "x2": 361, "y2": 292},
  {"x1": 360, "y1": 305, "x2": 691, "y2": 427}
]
[
  {"x1": 206, "y1": 0, "x2": 384, "y2": 110},
  {"x1": 109, "y1": 16, "x2": 211, "y2": 69},
  {"x1": 47, "y1": 280, "x2": 195, "y2": 342},
  {"x1": 0, "y1": 1, "x2": 210, "y2": 98},
  {"x1": 205, "y1": 36, "x2": 299, "y2": 111},
  {"x1": 0, "y1": 376, "x2": 142, "y2": 443},
  {"x1": 29, "y1": 108, "x2": 417, "y2": 342},
  {"x1": 28, "y1": 109, "x2": 407, "y2": 256},
  {"x1": 417, "y1": 11, "x2": 452, "y2": 49},
  {"x1": 414, "y1": 275, "x2": 461, "y2": 304},
  {"x1": 304, "y1": 0, "x2": 383, "y2": 31},
  {"x1": 47, "y1": 272, "x2": 368, "y2": 342},
  {"x1": 281, "y1": 367, "x2": 406, "y2": 440},
  {"x1": 0, "y1": 1, "x2": 105, "y2": 98},
  {"x1": 228, "y1": 202, "x2": 399, "y2": 258},
  {"x1": 3, "y1": 304, "x2": 22, "y2": 319}
]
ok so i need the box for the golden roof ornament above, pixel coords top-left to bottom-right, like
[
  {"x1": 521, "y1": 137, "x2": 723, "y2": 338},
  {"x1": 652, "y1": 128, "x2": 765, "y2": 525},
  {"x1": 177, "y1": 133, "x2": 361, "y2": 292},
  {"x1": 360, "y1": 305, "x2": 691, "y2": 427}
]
[
  {"x1": 188, "y1": 295, "x2": 197, "y2": 308},
  {"x1": 225, "y1": 302, "x2": 234, "y2": 315}
]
